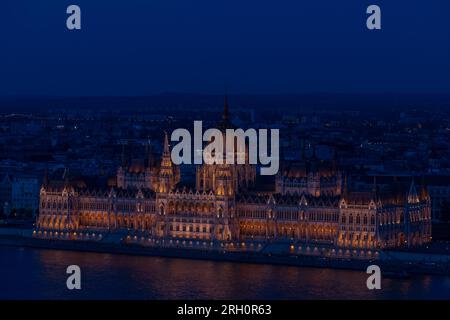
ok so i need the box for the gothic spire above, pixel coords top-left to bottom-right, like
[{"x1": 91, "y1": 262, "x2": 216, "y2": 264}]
[
  {"x1": 163, "y1": 131, "x2": 170, "y2": 155},
  {"x1": 408, "y1": 178, "x2": 419, "y2": 204},
  {"x1": 63, "y1": 167, "x2": 70, "y2": 187},
  {"x1": 216, "y1": 93, "x2": 235, "y2": 131}
]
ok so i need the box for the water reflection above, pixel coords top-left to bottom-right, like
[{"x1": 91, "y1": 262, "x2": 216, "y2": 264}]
[{"x1": 0, "y1": 246, "x2": 449, "y2": 300}]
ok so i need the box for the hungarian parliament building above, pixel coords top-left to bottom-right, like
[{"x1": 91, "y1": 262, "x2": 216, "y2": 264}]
[{"x1": 36, "y1": 103, "x2": 432, "y2": 256}]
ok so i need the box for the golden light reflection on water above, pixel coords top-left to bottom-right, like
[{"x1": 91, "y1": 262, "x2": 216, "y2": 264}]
[{"x1": 1, "y1": 247, "x2": 449, "y2": 300}]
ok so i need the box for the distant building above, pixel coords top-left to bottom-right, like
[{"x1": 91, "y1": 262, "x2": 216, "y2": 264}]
[
  {"x1": 0, "y1": 174, "x2": 12, "y2": 212},
  {"x1": 426, "y1": 175, "x2": 450, "y2": 222},
  {"x1": 0, "y1": 174, "x2": 12, "y2": 206},
  {"x1": 11, "y1": 175, "x2": 40, "y2": 215},
  {"x1": 0, "y1": 173, "x2": 40, "y2": 216}
]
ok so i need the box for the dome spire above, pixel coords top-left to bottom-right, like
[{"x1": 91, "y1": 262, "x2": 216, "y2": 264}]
[
  {"x1": 216, "y1": 91, "x2": 235, "y2": 131},
  {"x1": 163, "y1": 131, "x2": 170, "y2": 155}
]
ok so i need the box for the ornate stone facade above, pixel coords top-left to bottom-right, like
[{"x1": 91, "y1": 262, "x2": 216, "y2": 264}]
[{"x1": 36, "y1": 104, "x2": 432, "y2": 251}]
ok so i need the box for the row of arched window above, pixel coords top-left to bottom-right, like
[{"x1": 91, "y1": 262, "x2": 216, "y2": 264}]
[{"x1": 341, "y1": 214, "x2": 376, "y2": 225}]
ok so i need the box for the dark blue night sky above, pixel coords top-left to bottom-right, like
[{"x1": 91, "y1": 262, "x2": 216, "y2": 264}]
[{"x1": 1, "y1": 0, "x2": 450, "y2": 96}]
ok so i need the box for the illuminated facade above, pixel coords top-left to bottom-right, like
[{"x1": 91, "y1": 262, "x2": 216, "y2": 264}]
[{"x1": 36, "y1": 103, "x2": 432, "y2": 252}]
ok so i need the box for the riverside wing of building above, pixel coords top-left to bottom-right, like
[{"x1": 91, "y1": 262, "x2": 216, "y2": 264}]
[
  {"x1": 37, "y1": 147, "x2": 431, "y2": 251},
  {"x1": 36, "y1": 102, "x2": 432, "y2": 251}
]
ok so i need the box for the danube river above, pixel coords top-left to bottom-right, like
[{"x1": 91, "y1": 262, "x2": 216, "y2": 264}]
[{"x1": 1, "y1": 246, "x2": 449, "y2": 300}]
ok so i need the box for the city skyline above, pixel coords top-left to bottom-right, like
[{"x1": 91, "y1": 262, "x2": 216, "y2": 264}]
[
  {"x1": 1, "y1": 92, "x2": 450, "y2": 301},
  {"x1": 1, "y1": 0, "x2": 450, "y2": 303}
]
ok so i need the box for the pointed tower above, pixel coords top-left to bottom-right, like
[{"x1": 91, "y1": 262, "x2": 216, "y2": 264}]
[
  {"x1": 408, "y1": 178, "x2": 420, "y2": 204},
  {"x1": 63, "y1": 168, "x2": 70, "y2": 187},
  {"x1": 217, "y1": 94, "x2": 235, "y2": 131},
  {"x1": 158, "y1": 131, "x2": 179, "y2": 193}
]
